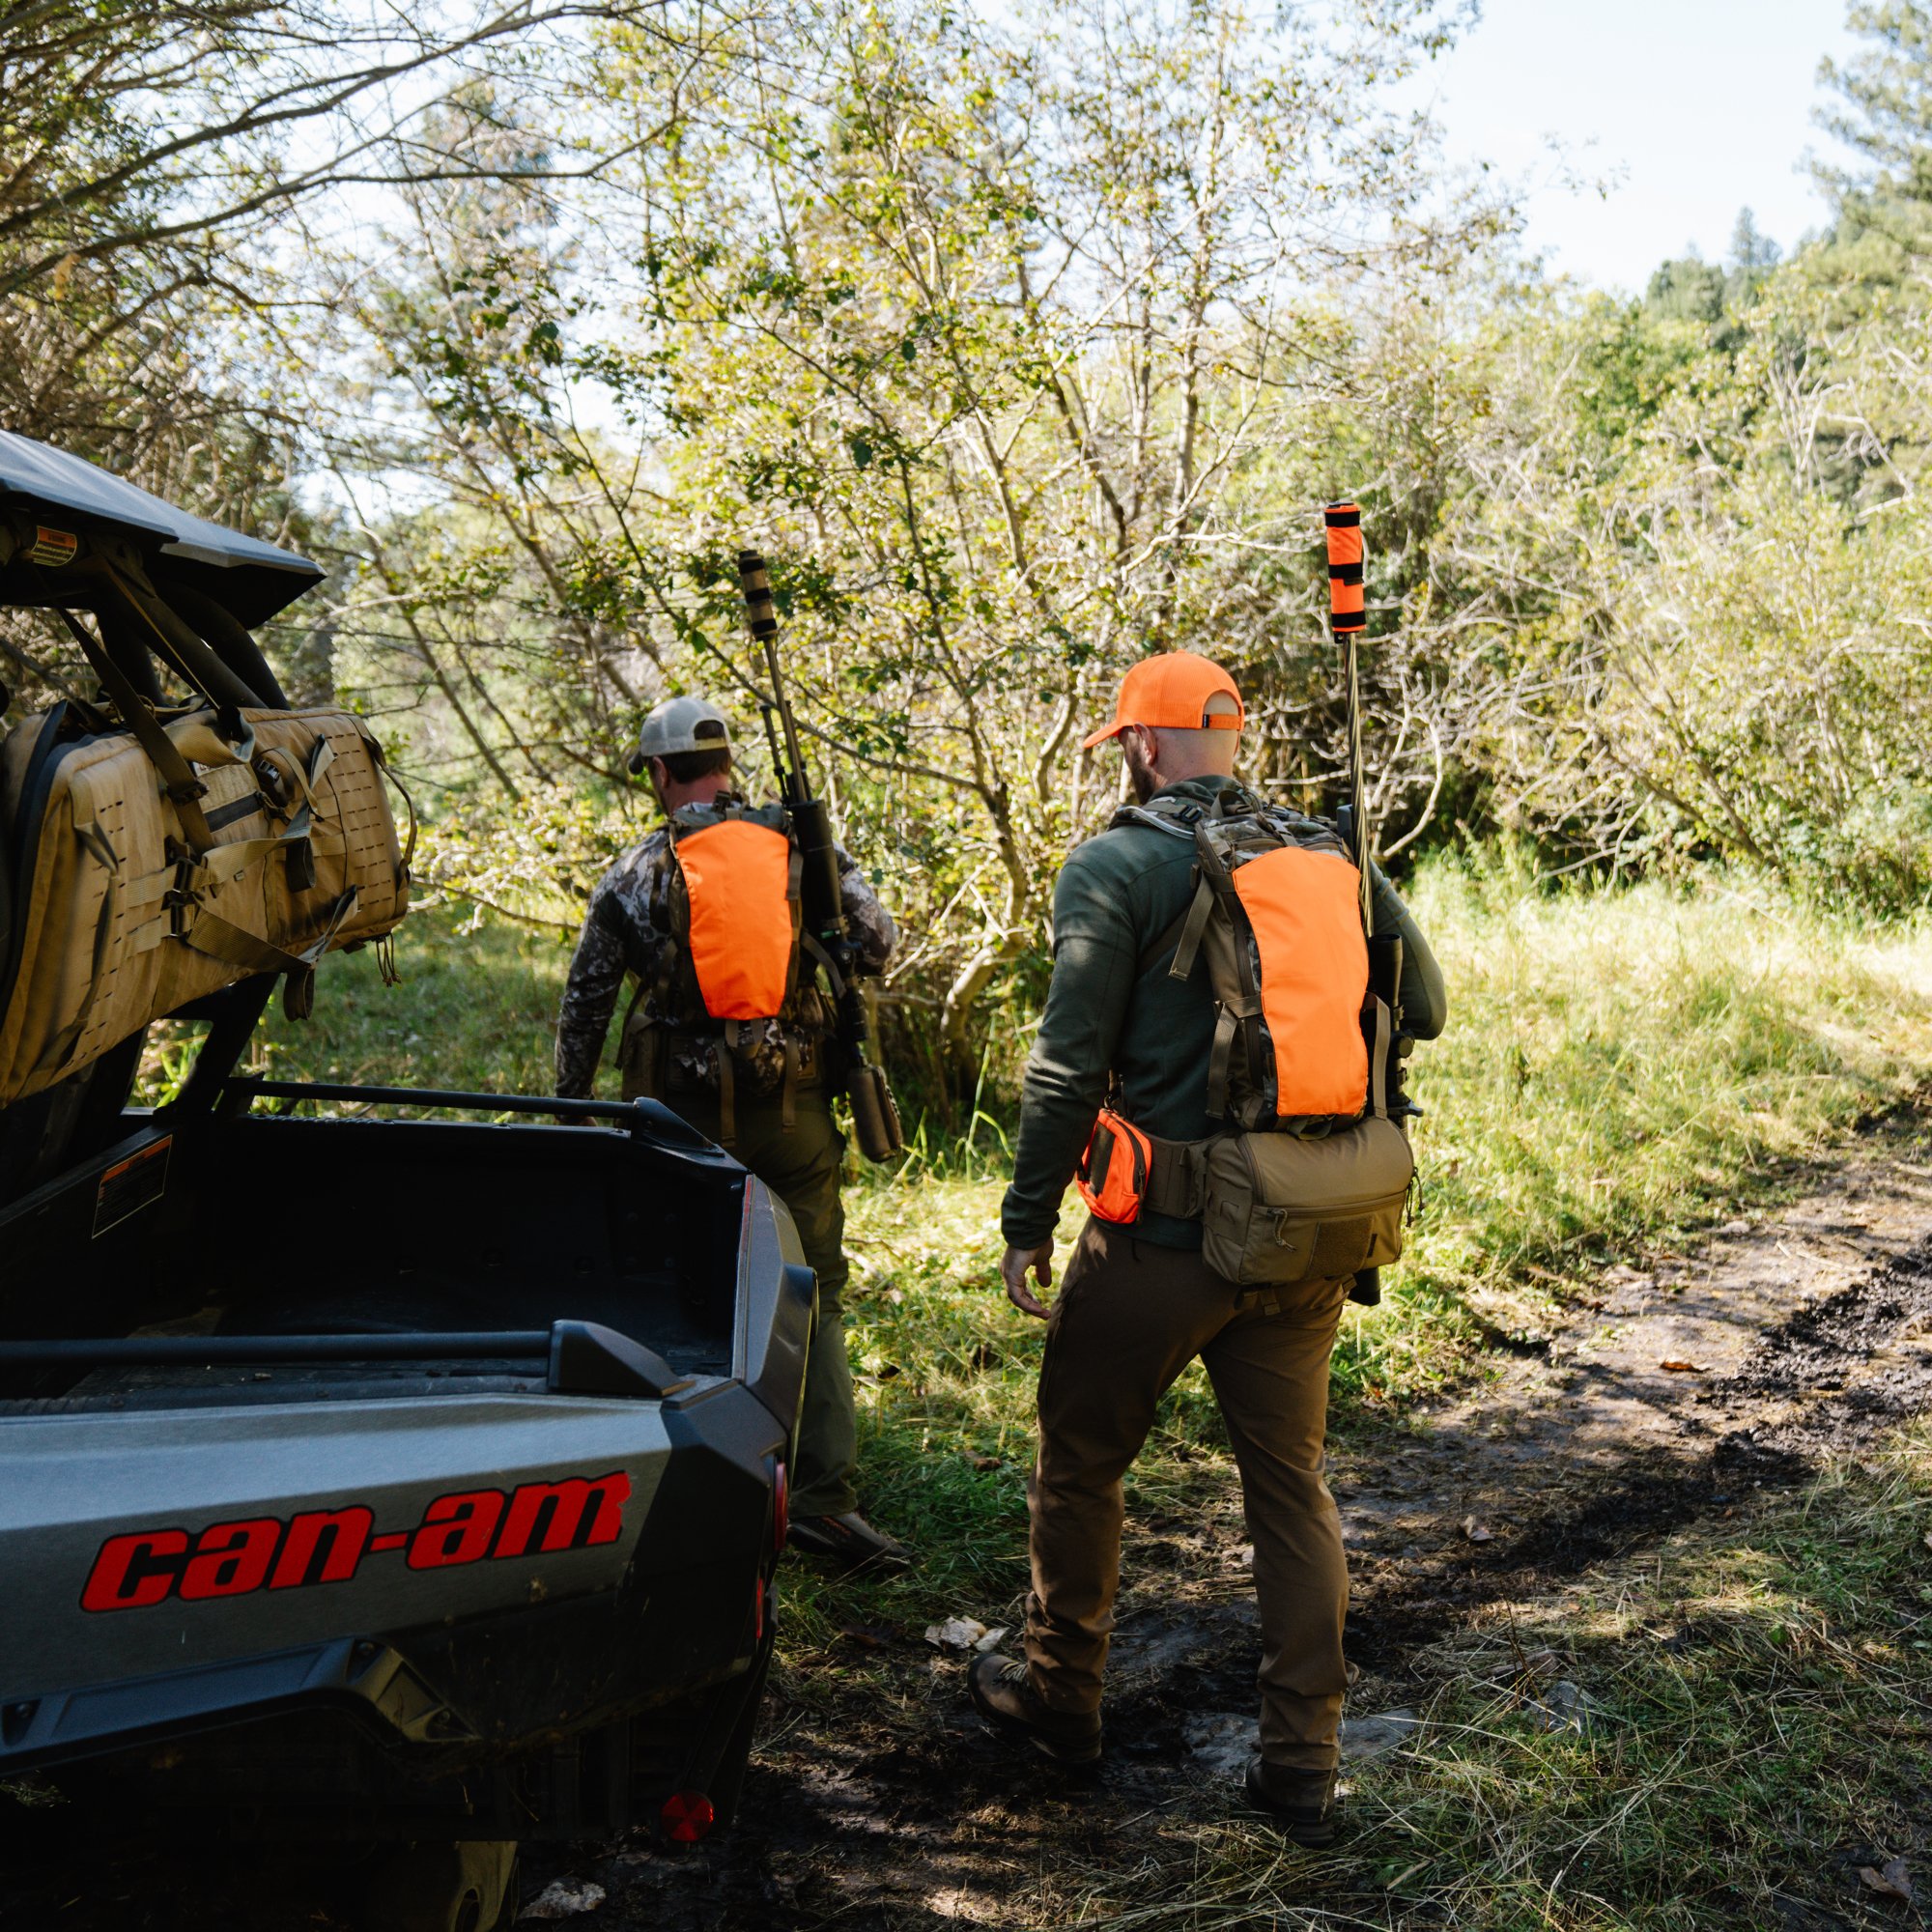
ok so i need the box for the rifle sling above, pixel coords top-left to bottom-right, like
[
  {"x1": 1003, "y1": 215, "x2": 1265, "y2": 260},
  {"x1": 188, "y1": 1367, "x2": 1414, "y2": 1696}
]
[{"x1": 803, "y1": 931, "x2": 846, "y2": 997}]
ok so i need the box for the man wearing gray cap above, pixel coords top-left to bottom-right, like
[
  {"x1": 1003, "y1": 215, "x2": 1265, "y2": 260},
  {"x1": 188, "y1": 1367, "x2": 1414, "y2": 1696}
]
[{"x1": 556, "y1": 695, "x2": 907, "y2": 1571}]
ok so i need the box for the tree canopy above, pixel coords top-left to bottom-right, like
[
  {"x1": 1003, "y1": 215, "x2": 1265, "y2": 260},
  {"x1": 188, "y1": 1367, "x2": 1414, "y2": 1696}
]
[{"x1": 5, "y1": 0, "x2": 1928, "y2": 1103}]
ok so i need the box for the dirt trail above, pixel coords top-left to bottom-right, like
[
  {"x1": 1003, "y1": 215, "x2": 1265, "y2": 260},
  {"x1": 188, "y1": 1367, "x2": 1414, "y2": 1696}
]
[
  {"x1": 1332, "y1": 1111, "x2": 1932, "y2": 1662},
  {"x1": 548, "y1": 1106, "x2": 1932, "y2": 1930}
]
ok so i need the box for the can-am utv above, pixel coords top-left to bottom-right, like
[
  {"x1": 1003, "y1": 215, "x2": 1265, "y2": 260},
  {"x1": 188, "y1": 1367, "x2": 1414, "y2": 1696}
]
[{"x1": 0, "y1": 434, "x2": 812, "y2": 1930}]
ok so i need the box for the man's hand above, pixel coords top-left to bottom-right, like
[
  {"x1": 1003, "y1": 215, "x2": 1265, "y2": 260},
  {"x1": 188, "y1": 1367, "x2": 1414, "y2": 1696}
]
[{"x1": 1000, "y1": 1240, "x2": 1055, "y2": 1320}]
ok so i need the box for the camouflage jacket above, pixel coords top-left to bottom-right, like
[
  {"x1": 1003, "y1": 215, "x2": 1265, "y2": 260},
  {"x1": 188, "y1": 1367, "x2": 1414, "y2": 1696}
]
[{"x1": 555, "y1": 795, "x2": 896, "y2": 1100}]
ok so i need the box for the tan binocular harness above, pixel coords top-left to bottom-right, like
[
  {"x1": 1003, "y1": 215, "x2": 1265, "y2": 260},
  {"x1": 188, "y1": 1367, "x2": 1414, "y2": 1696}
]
[{"x1": 0, "y1": 664, "x2": 413, "y2": 1105}]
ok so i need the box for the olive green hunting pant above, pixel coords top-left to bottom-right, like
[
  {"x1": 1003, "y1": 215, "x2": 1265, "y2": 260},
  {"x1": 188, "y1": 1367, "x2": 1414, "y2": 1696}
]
[
  {"x1": 1026, "y1": 1217, "x2": 1352, "y2": 1770},
  {"x1": 668, "y1": 1088, "x2": 859, "y2": 1520}
]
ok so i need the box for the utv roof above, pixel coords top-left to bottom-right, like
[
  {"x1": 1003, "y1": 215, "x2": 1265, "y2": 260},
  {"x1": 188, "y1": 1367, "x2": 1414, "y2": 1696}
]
[{"x1": 0, "y1": 431, "x2": 324, "y2": 630}]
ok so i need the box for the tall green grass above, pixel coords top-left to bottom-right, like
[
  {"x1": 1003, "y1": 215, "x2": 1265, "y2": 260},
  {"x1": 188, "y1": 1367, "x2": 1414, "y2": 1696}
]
[
  {"x1": 135, "y1": 910, "x2": 574, "y2": 1110},
  {"x1": 1409, "y1": 852, "x2": 1931, "y2": 1272},
  {"x1": 1372, "y1": 857, "x2": 1932, "y2": 1394}
]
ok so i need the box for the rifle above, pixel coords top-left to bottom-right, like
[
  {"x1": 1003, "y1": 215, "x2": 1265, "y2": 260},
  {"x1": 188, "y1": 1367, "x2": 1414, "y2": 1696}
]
[
  {"x1": 736, "y1": 548, "x2": 904, "y2": 1164},
  {"x1": 1324, "y1": 502, "x2": 1417, "y2": 1306}
]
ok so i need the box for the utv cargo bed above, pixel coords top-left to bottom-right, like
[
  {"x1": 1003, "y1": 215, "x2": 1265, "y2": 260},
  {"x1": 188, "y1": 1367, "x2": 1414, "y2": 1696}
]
[{"x1": 0, "y1": 1083, "x2": 812, "y2": 1844}]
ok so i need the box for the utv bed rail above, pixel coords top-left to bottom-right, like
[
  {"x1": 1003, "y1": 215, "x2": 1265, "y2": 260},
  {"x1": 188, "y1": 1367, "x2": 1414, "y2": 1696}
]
[
  {"x1": 0, "y1": 1320, "x2": 694, "y2": 1400},
  {"x1": 222, "y1": 1077, "x2": 726, "y2": 1151}
]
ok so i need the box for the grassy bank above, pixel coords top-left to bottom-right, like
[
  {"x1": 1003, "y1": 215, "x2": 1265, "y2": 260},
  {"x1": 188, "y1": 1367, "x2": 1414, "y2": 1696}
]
[{"x1": 1405, "y1": 859, "x2": 1932, "y2": 1287}]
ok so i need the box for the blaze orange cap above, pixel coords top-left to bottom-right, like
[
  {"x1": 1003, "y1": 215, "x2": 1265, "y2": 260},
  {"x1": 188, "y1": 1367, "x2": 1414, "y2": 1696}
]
[{"x1": 1081, "y1": 651, "x2": 1245, "y2": 750}]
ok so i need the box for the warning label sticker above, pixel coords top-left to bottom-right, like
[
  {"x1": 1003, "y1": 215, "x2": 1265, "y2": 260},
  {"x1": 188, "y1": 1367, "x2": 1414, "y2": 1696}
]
[
  {"x1": 29, "y1": 526, "x2": 77, "y2": 568},
  {"x1": 93, "y1": 1136, "x2": 172, "y2": 1238}
]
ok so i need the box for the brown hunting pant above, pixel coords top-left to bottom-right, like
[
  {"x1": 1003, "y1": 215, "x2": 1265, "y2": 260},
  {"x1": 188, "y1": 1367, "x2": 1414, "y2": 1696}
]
[{"x1": 1026, "y1": 1217, "x2": 1352, "y2": 1770}]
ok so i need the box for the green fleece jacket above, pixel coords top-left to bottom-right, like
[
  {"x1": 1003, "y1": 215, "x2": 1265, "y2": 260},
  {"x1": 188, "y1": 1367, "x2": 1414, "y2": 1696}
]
[{"x1": 1000, "y1": 777, "x2": 1448, "y2": 1253}]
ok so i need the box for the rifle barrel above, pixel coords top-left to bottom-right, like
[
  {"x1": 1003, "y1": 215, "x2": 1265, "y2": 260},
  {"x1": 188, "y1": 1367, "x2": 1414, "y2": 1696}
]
[
  {"x1": 732, "y1": 543, "x2": 904, "y2": 1161},
  {"x1": 738, "y1": 549, "x2": 809, "y2": 796},
  {"x1": 1324, "y1": 502, "x2": 1375, "y2": 934}
]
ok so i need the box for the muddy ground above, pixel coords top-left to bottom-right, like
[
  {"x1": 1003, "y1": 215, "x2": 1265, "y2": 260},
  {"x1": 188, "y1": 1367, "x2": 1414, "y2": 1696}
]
[
  {"x1": 9, "y1": 1105, "x2": 1932, "y2": 1929},
  {"x1": 558, "y1": 1104, "x2": 1932, "y2": 1931}
]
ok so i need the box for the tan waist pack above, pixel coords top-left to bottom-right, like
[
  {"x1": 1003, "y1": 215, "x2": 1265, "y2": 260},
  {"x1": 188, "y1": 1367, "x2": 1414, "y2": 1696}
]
[
  {"x1": 0, "y1": 701, "x2": 412, "y2": 1105},
  {"x1": 1197, "y1": 1115, "x2": 1413, "y2": 1288}
]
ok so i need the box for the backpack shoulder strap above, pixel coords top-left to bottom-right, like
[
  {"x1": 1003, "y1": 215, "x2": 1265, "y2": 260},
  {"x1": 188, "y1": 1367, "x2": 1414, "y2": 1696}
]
[
  {"x1": 1110, "y1": 796, "x2": 1203, "y2": 838},
  {"x1": 1164, "y1": 874, "x2": 1217, "y2": 981},
  {"x1": 1135, "y1": 904, "x2": 1186, "y2": 980}
]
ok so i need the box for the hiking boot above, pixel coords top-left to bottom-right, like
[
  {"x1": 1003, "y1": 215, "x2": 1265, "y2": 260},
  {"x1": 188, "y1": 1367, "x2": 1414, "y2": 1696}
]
[
  {"x1": 1244, "y1": 1755, "x2": 1339, "y2": 1847},
  {"x1": 786, "y1": 1510, "x2": 911, "y2": 1573},
  {"x1": 968, "y1": 1653, "x2": 1102, "y2": 1764}
]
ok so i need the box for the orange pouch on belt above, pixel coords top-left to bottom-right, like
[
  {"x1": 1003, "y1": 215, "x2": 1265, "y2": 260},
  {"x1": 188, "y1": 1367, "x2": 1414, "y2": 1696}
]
[{"x1": 1076, "y1": 1107, "x2": 1153, "y2": 1224}]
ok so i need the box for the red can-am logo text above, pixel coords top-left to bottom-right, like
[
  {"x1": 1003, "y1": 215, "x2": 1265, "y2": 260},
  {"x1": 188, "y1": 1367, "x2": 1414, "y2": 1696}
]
[{"x1": 79, "y1": 1472, "x2": 632, "y2": 1613}]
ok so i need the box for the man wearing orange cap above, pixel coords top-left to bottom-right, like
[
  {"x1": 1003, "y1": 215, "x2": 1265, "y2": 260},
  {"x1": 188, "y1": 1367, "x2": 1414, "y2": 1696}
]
[{"x1": 970, "y1": 651, "x2": 1445, "y2": 1844}]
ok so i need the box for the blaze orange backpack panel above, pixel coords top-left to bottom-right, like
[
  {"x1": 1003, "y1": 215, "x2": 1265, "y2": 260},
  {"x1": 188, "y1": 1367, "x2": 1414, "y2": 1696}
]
[
  {"x1": 1230, "y1": 844, "x2": 1369, "y2": 1119},
  {"x1": 674, "y1": 818, "x2": 797, "y2": 1020}
]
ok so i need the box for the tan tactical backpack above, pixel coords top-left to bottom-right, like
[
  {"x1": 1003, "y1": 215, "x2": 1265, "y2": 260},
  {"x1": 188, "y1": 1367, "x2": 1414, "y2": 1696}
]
[{"x1": 0, "y1": 698, "x2": 412, "y2": 1106}]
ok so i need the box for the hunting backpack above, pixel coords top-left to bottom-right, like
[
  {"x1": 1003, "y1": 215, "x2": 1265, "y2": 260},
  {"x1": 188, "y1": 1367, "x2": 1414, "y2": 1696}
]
[
  {"x1": 1075, "y1": 784, "x2": 1413, "y2": 1288},
  {"x1": 615, "y1": 798, "x2": 814, "y2": 1139}
]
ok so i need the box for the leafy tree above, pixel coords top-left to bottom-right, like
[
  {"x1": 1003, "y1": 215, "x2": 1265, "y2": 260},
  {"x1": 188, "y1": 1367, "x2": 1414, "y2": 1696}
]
[
  {"x1": 576, "y1": 0, "x2": 1499, "y2": 1071},
  {"x1": 1813, "y1": 3, "x2": 1932, "y2": 270},
  {"x1": 1646, "y1": 255, "x2": 1727, "y2": 327},
  {"x1": 1728, "y1": 207, "x2": 1782, "y2": 279},
  {"x1": 11, "y1": 0, "x2": 1923, "y2": 1122},
  {"x1": 1818, "y1": 1, "x2": 1932, "y2": 180},
  {"x1": 0, "y1": 1, "x2": 703, "y2": 716}
]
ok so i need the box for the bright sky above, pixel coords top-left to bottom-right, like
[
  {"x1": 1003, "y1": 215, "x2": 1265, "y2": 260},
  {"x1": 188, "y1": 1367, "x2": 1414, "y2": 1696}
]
[{"x1": 1417, "y1": 0, "x2": 1863, "y2": 293}]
